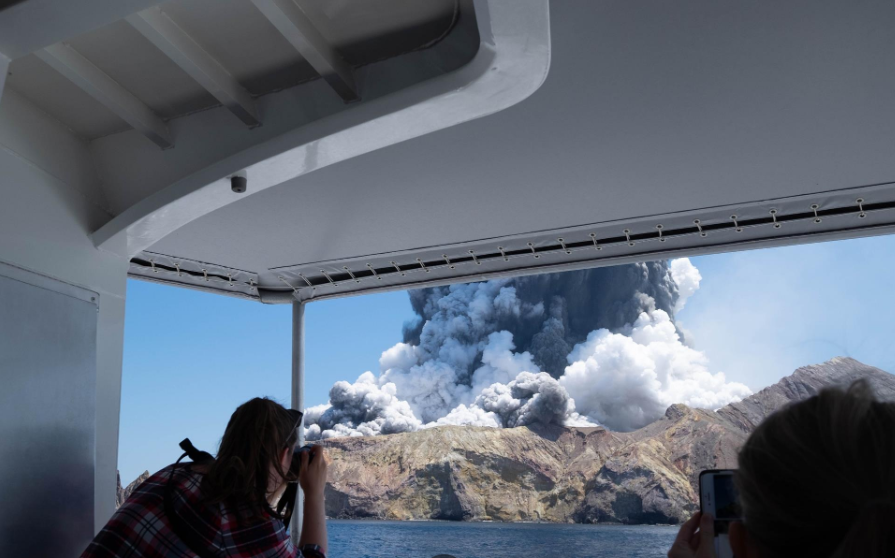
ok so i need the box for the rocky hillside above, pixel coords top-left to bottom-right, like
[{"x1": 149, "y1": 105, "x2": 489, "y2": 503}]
[
  {"x1": 116, "y1": 470, "x2": 150, "y2": 507},
  {"x1": 319, "y1": 357, "x2": 895, "y2": 524},
  {"x1": 717, "y1": 357, "x2": 895, "y2": 431}
]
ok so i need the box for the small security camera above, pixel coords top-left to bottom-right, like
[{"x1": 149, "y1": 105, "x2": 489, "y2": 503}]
[{"x1": 231, "y1": 176, "x2": 247, "y2": 193}]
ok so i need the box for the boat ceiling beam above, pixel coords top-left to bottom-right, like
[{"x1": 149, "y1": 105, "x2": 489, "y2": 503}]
[
  {"x1": 35, "y1": 43, "x2": 173, "y2": 149},
  {"x1": 250, "y1": 0, "x2": 359, "y2": 103},
  {"x1": 0, "y1": 0, "x2": 165, "y2": 60},
  {"x1": 126, "y1": 8, "x2": 261, "y2": 128}
]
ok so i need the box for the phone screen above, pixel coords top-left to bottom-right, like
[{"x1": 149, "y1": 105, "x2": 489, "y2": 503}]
[
  {"x1": 712, "y1": 474, "x2": 742, "y2": 521},
  {"x1": 700, "y1": 470, "x2": 741, "y2": 558}
]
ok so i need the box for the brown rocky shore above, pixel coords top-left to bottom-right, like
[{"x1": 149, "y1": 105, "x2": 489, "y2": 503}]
[{"x1": 318, "y1": 357, "x2": 895, "y2": 524}]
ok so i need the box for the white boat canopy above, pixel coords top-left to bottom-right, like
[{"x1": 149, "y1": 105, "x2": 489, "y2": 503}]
[
  {"x1": 2, "y1": 0, "x2": 895, "y2": 553},
  {"x1": 6, "y1": 0, "x2": 895, "y2": 305}
]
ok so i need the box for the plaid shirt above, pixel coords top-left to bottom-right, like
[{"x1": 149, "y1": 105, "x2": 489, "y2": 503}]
[{"x1": 81, "y1": 465, "x2": 320, "y2": 558}]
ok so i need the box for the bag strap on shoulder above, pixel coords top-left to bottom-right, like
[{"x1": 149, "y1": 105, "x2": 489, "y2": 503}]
[{"x1": 164, "y1": 438, "x2": 220, "y2": 558}]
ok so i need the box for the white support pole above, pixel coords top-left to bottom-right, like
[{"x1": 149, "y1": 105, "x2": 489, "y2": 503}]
[
  {"x1": 250, "y1": 0, "x2": 359, "y2": 103},
  {"x1": 126, "y1": 8, "x2": 261, "y2": 128},
  {"x1": 35, "y1": 43, "x2": 173, "y2": 149},
  {"x1": 291, "y1": 301, "x2": 305, "y2": 546},
  {"x1": 0, "y1": 53, "x2": 8, "y2": 104}
]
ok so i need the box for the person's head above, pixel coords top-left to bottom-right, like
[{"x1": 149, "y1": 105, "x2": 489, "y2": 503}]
[
  {"x1": 730, "y1": 380, "x2": 895, "y2": 558},
  {"x1": 203, "y1": 397, "x2": 300, "y2": 518}
]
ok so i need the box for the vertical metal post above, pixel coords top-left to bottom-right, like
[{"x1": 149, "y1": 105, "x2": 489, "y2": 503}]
[
  {"x1": 290, "y1": 301, "x2": 305, "y2": 547},
  {"x1": 0, "y1": 54, "x2": 9, "y2": 104}
]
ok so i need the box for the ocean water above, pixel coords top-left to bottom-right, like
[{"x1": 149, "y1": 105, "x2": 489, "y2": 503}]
[{"x1": 327, "y1": 520, "x2": 678, "y2": 558}]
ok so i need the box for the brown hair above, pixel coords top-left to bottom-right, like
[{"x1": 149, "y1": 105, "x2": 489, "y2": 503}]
[
  {"x1": 736, "y1": 380, "x2": 895, "y2": 557},
  {"x1": 202, "y1": 397, "x2": 299, "y2": 520}
]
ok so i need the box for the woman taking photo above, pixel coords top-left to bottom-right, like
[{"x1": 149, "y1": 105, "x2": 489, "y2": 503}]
[
  {"x1": 669, "y1": 381, "x2": 895, "y2": 558},
  {"x1": 82, "y1": 398, "x2": 328, "y2": 558}
]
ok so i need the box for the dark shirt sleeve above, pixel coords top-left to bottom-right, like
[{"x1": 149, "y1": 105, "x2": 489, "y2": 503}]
[{"x1": 299, "y1": 544, "x2": 325, "y2": 558}]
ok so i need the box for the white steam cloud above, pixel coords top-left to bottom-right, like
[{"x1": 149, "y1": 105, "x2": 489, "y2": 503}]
[
  {"x1": 305, "y1": 258, "x2": 749, "y2": 440},
  {"x1": 559, "y1": 308, "x2": 750, "y2": 430},
  {"x1": 670, "y1": 258, "x2": 701, "y2": 313}
]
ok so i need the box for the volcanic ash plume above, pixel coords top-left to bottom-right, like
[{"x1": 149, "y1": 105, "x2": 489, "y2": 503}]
[
  {"x1": 304, "y1": 259, "x2": 750, "y2": 439},
  {"x1": 402, "y1": 261, "x2": 679, "y2": 378},
  {"x1": 304, "y1": 372, "x2": 421, "y2": 440}
]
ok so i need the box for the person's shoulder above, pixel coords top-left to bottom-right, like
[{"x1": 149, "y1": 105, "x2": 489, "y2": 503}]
[
  {"x1": 147, "y1": 463, "x2": 200, "y2": 484},
  {"x1": 124, "y1": 464, "x2": 202, "y2": 500},
  {"x1": 127, "y1": 466, "x2": 172, "y2": 494}
]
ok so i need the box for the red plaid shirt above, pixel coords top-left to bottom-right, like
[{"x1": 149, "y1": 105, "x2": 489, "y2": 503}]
[{"x1": 81, "y1": 464, "x2": 318, "y2": 558}]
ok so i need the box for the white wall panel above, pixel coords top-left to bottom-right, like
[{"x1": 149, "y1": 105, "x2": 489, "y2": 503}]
[
  {"x1": 0, "y1": 264, "x2": 98, "y2": 558},
  {"x1": 0, "y1": 91, "x2": 129, "y2": 536}
]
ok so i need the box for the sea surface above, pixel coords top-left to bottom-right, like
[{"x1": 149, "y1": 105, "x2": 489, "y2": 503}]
[{"x1": 327, "y1": 520, "x2": 678, "y2": 558}]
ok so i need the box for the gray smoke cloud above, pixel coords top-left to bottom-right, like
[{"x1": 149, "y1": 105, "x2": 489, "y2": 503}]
[
  {"x1": 304, "y1": 372, "x2": 421, "y2": 440},
  {"x1": 304, "y1": 259, "x2": 750, "y2": 438},
  {"x1": 403, "y1": 261, "x2": 678, "y2": 378}
]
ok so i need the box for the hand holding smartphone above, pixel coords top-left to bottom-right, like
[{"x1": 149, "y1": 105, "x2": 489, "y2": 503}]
[{"x1": 699, "y1": 469, "x2": 742, "y2": 558}]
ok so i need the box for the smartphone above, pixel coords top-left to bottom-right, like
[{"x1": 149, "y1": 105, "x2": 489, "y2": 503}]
[{"x1": 699, "y1": 469, "x2": 742, "y2": 558}]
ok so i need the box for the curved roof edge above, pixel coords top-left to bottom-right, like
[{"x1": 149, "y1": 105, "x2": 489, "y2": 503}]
[
  {"x1": 127, "y1": 181, "x2": 895, "y2": 304},
  {"x1": 92, "y1": 0, "x2": 551, "y2": 258}
]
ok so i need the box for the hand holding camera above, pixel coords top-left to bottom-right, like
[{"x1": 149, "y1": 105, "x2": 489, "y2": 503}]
[{"x1": 292, "y1": 445, "x2": 328, "y2": 498}]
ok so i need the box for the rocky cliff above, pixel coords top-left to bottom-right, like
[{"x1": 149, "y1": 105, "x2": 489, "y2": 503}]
[
  {"x1": 116, "y1": 470, "x2": 150, "y2": 507},
  {"x1": 717, "y1": 357, "x2": 895, "y2": 431},
  {"x1": 319, "y1": 357, "x2": 895, "y2": 524}
]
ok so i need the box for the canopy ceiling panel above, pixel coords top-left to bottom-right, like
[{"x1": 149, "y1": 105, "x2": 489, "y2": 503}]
[
  {"x1": 136, "y1": 0, "x2": 895, "y2": 303},
  {"x1": 86, "y1": 0, "x2": 542, "y2": 249},
  {"x1": 64, "y1": 19, "x2": 218, "y2": 119},
  {"x1": 288, "y1": 0, "x2": 461, "y2": 66},
  {"x1": 6, "y1": 0, "x2": 471, "y2": 140},
  {"x1": 153, "y1": 0, "x2": 322, "y2": 94},
  {"x1": 4, "y1": 0, "x2": 894, "y2": 305},
  {"x1": 6, "y1": 54, "x2": 131, "y2": 139},
  {"x1": 2, "y1": 0, "x2": 497, "y2": 223}
]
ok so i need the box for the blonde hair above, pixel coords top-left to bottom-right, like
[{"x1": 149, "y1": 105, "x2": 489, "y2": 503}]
[{"x1": 736, "y1": 380, "x2": 895, "y2": 557}]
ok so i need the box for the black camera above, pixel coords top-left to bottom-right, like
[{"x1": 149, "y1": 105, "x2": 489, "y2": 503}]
[{"x1": 288, "y1": 444, "x2": 316, "y2": 482}]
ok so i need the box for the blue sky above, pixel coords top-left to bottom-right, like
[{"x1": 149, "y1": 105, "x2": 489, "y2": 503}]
[
  {"x1": 119, "y1": 283, "x2": 413, "y2": 483},
  {"x1": 682, "y1": 235, "x2": 895, "y2": 388},
  {"x1": 117, "y1": 234, "x2": 895, "y2": 483}
]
